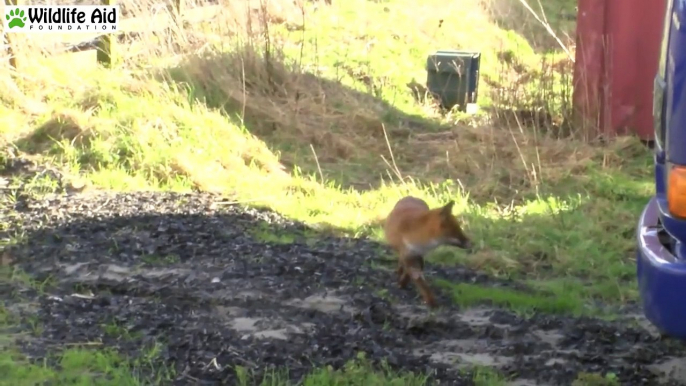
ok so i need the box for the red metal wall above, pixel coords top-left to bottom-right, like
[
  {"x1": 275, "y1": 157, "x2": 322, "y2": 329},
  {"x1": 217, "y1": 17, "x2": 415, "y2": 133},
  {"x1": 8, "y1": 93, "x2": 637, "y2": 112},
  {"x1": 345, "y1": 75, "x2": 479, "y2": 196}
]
[{"x1": 573, "y1": 0, "x2": 666, "y2": 140}]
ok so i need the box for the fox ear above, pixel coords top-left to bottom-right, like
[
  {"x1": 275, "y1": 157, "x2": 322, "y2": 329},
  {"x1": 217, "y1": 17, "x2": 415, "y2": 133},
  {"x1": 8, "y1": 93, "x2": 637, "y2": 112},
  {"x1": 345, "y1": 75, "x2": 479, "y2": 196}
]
[{"x1": 440, "y1": 200, "x2": 455, "y2": 217}]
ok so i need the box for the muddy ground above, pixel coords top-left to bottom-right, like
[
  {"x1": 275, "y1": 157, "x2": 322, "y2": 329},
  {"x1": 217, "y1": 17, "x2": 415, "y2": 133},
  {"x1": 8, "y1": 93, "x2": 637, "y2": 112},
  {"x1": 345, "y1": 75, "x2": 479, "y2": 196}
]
[{"x1": 1, "y1": 161, "x2": 686, "y2": 386}]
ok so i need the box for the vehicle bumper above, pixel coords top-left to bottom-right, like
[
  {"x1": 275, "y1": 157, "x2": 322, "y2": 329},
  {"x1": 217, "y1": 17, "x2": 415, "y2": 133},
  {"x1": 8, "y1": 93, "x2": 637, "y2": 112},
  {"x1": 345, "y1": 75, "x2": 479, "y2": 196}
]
[{"x1": 637, "y1": 195, "x2": 686, "y2": 340}]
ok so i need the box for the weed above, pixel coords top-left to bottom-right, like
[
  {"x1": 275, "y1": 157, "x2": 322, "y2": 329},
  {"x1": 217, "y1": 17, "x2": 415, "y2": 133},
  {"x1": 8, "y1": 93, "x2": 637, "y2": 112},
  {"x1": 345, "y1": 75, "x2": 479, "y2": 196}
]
[
  {"x1": 235, "y1": 353, "x2": 430, "y2": 386},
  {"x1": 471, "y1": 366, "x2": 508, "y2": 386},
  {"x1": 102, "y1": 320, "x2": 144, "y2": 341},
  {"x1": 572, "y1": 372, "x2": 620, "y2": 386},
  {"x1": 0, "y1": 348, "x2": 143, "y2": 386},
  {"x1": 140, "y1": 254, "x2": 181, "y2": 265}
]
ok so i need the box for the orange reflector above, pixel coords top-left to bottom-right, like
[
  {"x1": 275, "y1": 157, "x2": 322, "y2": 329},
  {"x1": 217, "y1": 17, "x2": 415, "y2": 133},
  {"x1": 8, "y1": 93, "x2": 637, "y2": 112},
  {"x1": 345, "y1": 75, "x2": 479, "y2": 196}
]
[{"x1": 668, "y1": 166, "x2": 686, "y2": 219}]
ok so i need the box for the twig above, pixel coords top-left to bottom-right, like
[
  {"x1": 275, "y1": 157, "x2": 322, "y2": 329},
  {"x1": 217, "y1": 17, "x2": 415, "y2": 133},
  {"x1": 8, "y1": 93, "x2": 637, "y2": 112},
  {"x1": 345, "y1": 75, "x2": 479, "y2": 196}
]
[
  {"x1": 211, "y1": 196, "x2": 274, "y2": 206},
  {"x1": 515, "y1": 0, "x2": 574, "y2": 62},
  {"x1": 64, "y1": 342, "x2": 103, "y2": 346},
  {"x1": 381, "y1": 123, "x2": 404, "y2": 184},
  {"x1": 240, "y1": 57, "x2": 247, "y2": 125},
  {"x1": 205, "y1": 357, "x2": 222, "y2": 370},
  {"x1": 309, "y1": 143, "x2": 324, "y2": 183}
]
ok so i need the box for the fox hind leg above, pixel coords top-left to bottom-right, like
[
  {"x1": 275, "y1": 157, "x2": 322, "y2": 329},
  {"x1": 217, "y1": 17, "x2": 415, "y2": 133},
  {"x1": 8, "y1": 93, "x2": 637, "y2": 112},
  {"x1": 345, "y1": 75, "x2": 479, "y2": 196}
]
[{"x1": 397, "y1": 261, "x2": 410, "y2": 289}]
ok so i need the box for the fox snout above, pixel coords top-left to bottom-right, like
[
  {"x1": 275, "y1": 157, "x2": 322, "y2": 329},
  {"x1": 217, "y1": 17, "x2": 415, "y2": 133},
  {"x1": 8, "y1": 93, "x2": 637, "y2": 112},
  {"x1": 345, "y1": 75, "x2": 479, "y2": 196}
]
[
  {"x1": 447, "y1": 237, "x2": 472, "y2": 250},
  {"x1": 437, "y1": 200, "x2": 473, "y2": 251}
]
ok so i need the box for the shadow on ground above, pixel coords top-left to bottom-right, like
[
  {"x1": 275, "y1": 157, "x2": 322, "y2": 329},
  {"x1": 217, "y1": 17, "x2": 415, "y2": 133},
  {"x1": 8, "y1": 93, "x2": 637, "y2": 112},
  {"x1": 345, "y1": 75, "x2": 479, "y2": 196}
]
[{"x1": 2, "y1": 187, "x2": 686, "y2": 385}]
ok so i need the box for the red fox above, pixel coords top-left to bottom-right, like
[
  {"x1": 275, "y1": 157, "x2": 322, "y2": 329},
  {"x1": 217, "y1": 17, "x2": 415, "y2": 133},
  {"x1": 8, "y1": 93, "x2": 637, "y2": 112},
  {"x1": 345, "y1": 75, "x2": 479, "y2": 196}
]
[{"x1": 383, "y1": 196, "x2": 472, "y2": 308}]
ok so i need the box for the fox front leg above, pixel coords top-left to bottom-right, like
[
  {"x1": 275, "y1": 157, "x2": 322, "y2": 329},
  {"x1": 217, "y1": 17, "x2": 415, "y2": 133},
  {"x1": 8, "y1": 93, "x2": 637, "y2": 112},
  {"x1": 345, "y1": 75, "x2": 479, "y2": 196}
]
[
  {"x1": 398, "y1": 254, "x2": 423, "y2": 289},
  {"x1": 397, "y1": 261, "x2": 410, "y2": 289},
  {"x1": 405, "y1": 262, "x2": 437, "y2": 308}
]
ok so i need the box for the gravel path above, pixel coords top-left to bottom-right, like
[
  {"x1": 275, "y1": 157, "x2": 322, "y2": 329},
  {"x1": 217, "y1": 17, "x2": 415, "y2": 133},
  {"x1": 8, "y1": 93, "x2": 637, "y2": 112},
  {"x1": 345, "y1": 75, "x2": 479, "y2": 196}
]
[{"x1": 2, "y1": 157, "x2": 686, "y2": 385}]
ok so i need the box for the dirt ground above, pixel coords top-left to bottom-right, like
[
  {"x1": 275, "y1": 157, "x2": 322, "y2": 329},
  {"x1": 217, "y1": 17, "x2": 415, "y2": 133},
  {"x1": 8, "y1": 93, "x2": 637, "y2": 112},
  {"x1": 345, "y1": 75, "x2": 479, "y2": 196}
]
[{"x1": 2, "y1": 165, "x2": 686, "y2": 386}]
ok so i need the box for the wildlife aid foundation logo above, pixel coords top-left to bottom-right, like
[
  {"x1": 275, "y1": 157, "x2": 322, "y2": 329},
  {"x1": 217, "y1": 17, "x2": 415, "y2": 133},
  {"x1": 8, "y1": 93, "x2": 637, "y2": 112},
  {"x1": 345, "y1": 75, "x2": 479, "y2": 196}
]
[
  {"x1": 6, "y1": 9, "x2": 27, "y2": 29},
  {"x1": 4, "y1": 5, "x2": 119, "y2": 33}
]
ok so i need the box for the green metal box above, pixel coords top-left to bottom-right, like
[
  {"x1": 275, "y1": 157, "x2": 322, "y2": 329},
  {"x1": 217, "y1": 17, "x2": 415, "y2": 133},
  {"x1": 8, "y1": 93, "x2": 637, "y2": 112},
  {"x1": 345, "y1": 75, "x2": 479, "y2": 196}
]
[{"x1": 426, "y1": 50, "x2": 481, "y2": 111}]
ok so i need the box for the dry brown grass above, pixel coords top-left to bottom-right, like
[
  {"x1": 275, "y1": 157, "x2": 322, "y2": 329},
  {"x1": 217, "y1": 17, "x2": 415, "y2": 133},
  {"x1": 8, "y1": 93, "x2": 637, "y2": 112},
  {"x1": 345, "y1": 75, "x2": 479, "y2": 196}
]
[{"x1": 482, "y1": 0, "x2": 577, "y2": 51}]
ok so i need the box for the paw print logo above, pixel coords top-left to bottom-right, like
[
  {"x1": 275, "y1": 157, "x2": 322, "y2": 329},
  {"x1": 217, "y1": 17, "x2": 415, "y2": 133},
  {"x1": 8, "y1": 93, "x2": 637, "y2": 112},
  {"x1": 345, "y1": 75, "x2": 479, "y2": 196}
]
[{"x1": 6, "y1": 9, "x2": 27, "y2": 29}]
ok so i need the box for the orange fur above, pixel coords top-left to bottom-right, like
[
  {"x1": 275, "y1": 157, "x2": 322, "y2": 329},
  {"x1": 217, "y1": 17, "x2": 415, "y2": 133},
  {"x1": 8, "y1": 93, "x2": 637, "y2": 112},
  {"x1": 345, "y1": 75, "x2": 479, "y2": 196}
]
[{"x1": 383, "y1": 196, "x2": 472, "y2": 308}]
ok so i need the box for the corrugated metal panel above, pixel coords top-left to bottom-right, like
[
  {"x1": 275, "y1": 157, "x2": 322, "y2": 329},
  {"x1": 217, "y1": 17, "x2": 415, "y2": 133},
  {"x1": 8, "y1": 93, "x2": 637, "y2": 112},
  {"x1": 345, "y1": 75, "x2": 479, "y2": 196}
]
[{"x1": 573, "y1": 0, "x2": 666, "y2": 140}]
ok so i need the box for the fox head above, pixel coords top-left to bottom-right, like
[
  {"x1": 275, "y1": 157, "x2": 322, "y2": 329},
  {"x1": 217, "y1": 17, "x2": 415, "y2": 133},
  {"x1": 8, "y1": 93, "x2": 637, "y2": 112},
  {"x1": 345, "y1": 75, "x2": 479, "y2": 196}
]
[{"x1": 434, "y1": 200, "x2": 472, "y2": 250}]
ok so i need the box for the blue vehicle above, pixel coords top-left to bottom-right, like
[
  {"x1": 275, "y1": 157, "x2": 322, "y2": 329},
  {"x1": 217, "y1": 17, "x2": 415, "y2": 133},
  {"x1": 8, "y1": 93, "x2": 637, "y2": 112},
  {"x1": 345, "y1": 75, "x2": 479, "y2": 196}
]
[{"x1": 637, "y1": 0, "x2": 686, "y2": 340}]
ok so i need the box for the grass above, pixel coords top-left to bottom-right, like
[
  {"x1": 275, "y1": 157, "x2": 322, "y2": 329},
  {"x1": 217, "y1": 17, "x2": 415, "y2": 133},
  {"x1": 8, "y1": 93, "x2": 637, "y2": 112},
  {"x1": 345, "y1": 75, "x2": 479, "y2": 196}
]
[
  {"x1": 0, "y1": 0, "x2": 653, "y2": 383},
  {"x1": 236, "y1": 354, "x2": 433, "y2": 386},
  {"x1": 234, "y1": 354, "x2": 508, "y2": 385},
  {"x1": 0, "y1": 348, "x2": 145, "y2": 386},
  {"x1": 437, "y1": 281, "x2": 591, "y2": 317}
]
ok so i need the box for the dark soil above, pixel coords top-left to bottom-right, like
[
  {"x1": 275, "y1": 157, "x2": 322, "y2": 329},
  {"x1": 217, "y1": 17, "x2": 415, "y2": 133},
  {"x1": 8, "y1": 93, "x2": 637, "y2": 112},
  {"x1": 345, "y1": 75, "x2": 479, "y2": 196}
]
[{"x1": 2, "y1": 158, "x2": 686, "y2": 386}]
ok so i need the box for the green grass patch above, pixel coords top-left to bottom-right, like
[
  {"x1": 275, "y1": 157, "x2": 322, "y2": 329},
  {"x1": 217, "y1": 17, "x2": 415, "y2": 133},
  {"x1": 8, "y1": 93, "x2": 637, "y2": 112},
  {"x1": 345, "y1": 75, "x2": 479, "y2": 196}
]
[
  {"x1": 236, "y1": 356, "x2": 429, "y2": 386},
  {"x1": 572, "y1": 372, "x2": 621, "y2": 386},
  {"x1": 0, "y1": 345, "x2": 171, "y2": 386},
  {"x1": 250, "y1": 222, "x2": 320, "y2": 245},
  {"x1": 437, "y1": 280, "x2": 594, "y2": 317},
  {"x1": 140, "y1": 254, "x2": 181, "y2": 266},
  {"x1": 471, "y1": 366, "x2": 508, "y2": 386},
  {"x1": 233, "y1": 354, "x2": 508, "y2": 386}
]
